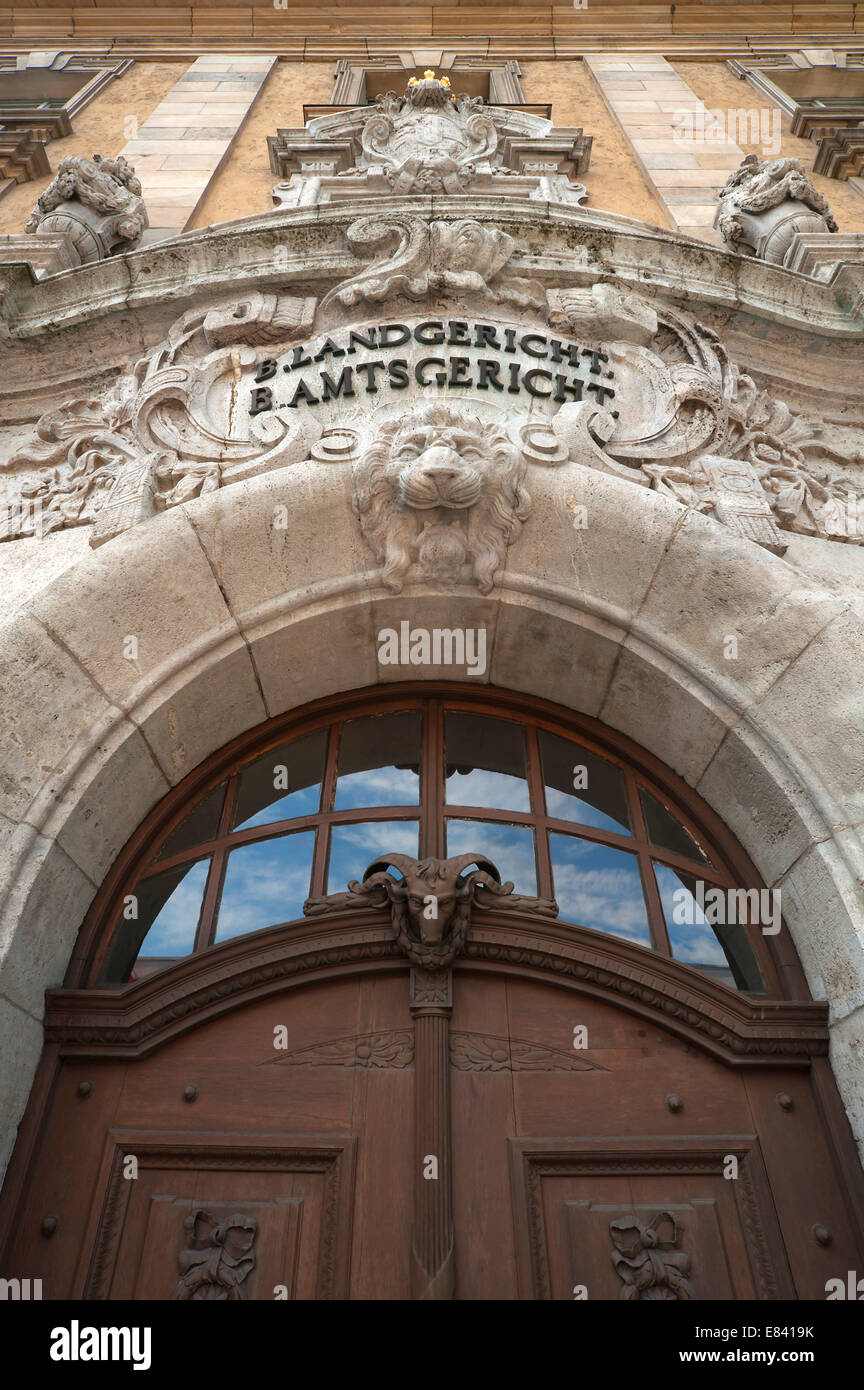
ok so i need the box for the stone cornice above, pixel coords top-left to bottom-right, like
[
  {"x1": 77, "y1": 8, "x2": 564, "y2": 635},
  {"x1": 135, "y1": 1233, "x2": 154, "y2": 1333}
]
[
  {"x1": 0, "y1": 30, "x2": 861, "y2": 60},
  {"x1": 42, "y1": 908, "x2": 829, "y2": 1066},
  {"x1": 0, "y1": 197, "x2": 862, "y2": 361}
]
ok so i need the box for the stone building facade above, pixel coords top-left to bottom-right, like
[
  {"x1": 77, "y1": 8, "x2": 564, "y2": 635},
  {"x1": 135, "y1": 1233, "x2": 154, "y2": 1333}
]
[{"x1": 1, "y1": 5, "x2": 864, "y2": 1301}]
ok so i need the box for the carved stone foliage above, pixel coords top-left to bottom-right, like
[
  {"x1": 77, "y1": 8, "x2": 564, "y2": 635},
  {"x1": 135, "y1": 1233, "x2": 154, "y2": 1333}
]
[
  {"x1": 549, "y1": 295, "x2": 864, "y2": 553},
  {"x1": 268, "y1": 74, "x2": 591, "y2": 210},
  {"x1": 351, "y1": 403, "x2": 531, "y2": 594},
  {"x1": 321, "y1": 214, "x2": 545, "y2": 311},
  {"x1": 714, "y1": 154, "x2": 838, "y2": 267},
  {"x1": 304, "y1": 852, "x2": 558, "y2": 971},
  {"x1": 171, "y1": 1208, "x2": 258, "y2": 1301},
  {"x1": 610, "y1": 1211, "x2": 696, "y2": 1301},
  {"x1": 26, "y1": 154, "x2": 149, "y2": 265},
  {"x1": 3, "y1": 257, "x2": 863, "y2": 562},
  {"x1": 0, "y1": 291, "x2": 319, "y2": 548}
]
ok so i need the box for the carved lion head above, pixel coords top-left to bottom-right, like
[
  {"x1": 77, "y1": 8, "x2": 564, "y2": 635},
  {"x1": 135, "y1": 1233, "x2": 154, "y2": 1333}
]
[{"x1": 352, "y1": 404, "x2": 530, "y2": 593}]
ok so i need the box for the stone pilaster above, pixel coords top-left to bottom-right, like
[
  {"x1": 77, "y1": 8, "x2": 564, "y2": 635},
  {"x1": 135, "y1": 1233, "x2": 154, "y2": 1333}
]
[
  {"x1": 409, "y1": 967, "x2": 455, "y2": 1300},
  {"x1": 584, "y1": 53, "x2": 746, "y2": 244},
  {"x1": 117, "y1": 54, "x2": 276, "y2": 243}
]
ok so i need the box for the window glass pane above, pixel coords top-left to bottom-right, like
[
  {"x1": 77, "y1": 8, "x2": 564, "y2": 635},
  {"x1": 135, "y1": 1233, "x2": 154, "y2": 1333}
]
[
  {"x1": 102, "y1": 857, "x2": 210, "y2": 984},
  {"x1": 233, "y1": 731, "x2": 325, "y2": 831},
  {"x1": 640, "y1": 788, "x2": 709, "y2": 864},
  {"x1": 540, "y1": 731, "x2": 631, "y2": 835},
  {"x1": 444, "y1": 713, "x2": 530, "y2": 813},
  {"x1": 334, "y1": 713, "x2": 421, "y2": 809},
  {"x1": 654, "y1": 865, "x2": 765, "y2": 992},
  {"x1": 445, "y1": 819, "x2": 537, "y2": 895},
  {"x1": 155, "y1": 785, "x2": 225, "y2": 860},
  {"x1": 328, "y1": 820, "x2": 419, "y2": 891},
  {"x1": 214, "y1": 832, "x2": 315, "y2": 943},
  {"x1": 550, "y1": 834, "x2": 651, "y2": 947}
]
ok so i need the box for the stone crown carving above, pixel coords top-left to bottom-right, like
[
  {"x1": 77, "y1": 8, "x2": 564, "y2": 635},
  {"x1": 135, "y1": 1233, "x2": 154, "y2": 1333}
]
[
  {"x1": 26, "y1": 153, "x2": 149, "y2": 265},
  {"x1": 268, "y1": 75, "x2": 590, "y2": 211},
  {"x1": 714, "y1": 154, "x2": 837, "y2": 267},
  {"x1": 304, "y1": 852, "x2": 558, "y2": 970}
]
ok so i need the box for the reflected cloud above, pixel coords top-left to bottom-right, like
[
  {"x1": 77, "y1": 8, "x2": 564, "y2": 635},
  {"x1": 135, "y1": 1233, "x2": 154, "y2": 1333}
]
[
  {"x1": 328, "y1": 820, "x2": 419, "y2": 889},
  {"x1": 140, "y1": 860, "x2": 210, "y2": 955},
  {"x1": 551, "y1": 836, "x2": 650, "y2": 946},
  {"x1": 215, "y1": 833, "x2": 315, "y2": 941}
]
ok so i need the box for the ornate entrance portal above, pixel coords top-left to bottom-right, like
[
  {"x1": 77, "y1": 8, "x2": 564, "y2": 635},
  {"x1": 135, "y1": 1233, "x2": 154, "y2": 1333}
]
[{"x1": 2, "y1": 689, "x2": 862, "y2": 1300}]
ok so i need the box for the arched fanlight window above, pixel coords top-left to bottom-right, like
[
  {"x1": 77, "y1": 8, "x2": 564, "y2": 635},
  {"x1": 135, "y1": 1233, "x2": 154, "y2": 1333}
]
[{"x1": 82, "y1": 690, "x2": 776, "y2": 994}]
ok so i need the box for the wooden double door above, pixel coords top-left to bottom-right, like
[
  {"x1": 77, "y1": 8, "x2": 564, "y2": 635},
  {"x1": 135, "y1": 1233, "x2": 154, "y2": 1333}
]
[{"x1": 4, "y1": 933, "x2": 864, "y2": 1301}]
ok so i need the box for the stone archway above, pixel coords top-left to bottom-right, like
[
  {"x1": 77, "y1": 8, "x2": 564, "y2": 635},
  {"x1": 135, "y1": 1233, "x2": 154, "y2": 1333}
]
[{"x1": 1, "y1": 451, "x2": 863, "y2": 1182}]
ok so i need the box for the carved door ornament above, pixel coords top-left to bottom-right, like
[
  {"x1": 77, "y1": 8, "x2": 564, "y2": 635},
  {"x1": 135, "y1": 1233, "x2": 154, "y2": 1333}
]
[
  {"x1": 306, "y1": 852, "x2": 557, "y2": 1298},
  {"x1": 610, "y1": 1211, "x2": 696, "y2": 1301},
  {"x1": 171, "y1": 1208, "x2": 258, "y2": 1301}
]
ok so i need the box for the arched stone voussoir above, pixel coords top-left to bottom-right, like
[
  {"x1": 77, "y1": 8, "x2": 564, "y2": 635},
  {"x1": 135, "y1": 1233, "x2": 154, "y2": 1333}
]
[{"x1": 0, "y1": 458, "x2": 863, "y2": 1171}]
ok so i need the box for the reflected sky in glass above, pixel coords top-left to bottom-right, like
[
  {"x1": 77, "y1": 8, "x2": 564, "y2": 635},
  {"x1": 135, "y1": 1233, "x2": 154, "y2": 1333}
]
[
  {"x1": 233, "y1": 732, "x2": 325, "y2": 831},
  {"x1": 550, "y1": 834, "x2": 651, "y2": 947},
  {"x1": 134, "y1": 858, "x2": 210, "y2": 959},
  {"x1": 654, "y1": 864, "x2": 762, "y2": 991},
  {"x1": 328, "y1": 820, "x2": 419, "y2": 892},
  {"x1": 445, "y1": 819, "x2": 537, "y2": 895},
  {"x1": 444, "y1": 713, "x2": 530, "y2": 813},
  {"x1": 215, "y1": 832, "x2": 315, "y2": 943},
  {"x1": 334, "y1": 713, "x2": 421, "y2": 809},
  {"x1": 640, "y1": 788, "x2": 709, "y2": 864},
  {"x1": 540, "y1": 732, "x2": 631, "y2": 835},
  {"x1": 156, "y1": 785, "x2": 224, "y2": 859}
]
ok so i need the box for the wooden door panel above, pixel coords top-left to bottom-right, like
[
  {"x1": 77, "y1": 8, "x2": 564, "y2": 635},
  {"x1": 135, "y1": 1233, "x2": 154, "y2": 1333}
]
[
  {"x1": 509, "y1": 1137, "x2": 795, "y2": 1300},
  {"x1": 75, "y1": 1131, "x2": 356, "y2": 1300}
]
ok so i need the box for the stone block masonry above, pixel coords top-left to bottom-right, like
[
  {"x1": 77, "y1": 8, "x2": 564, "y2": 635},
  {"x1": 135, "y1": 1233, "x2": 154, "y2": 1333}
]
[
  {"x1": 117, "y1": 55, "x2": 277, "y2": 243},
  {"x1": 584, "y1": 54, "x2": 747, "y2": 245}
]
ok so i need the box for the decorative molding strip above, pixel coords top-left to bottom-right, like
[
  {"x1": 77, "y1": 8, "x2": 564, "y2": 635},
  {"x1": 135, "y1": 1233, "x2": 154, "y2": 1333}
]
[{"x1": 42, "y1": 909, "x2": 829, "y2": 1066}]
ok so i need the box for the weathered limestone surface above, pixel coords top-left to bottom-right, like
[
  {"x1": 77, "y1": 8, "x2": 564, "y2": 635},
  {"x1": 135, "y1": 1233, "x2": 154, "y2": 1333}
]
[{"x1": 0, "y1": 177, "x2": 864, "y2": 1187}]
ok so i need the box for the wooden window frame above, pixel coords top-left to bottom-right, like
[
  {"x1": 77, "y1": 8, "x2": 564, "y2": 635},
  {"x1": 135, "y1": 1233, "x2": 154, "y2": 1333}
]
[{"x1": 71, "y1": 683, "x2": 806, "y2": 1000}]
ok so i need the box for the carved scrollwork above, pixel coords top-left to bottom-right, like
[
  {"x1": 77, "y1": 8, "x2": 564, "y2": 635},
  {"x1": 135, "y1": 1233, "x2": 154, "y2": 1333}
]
[
  {"x1": 359, "y1": 73, "x2": 498, "y2": 196},
  {"x1": 26, "y1": 153, "x2": 148, "y2": 265},
  {"x1": 321, "y1": 214, "x2": 544, "y2": 312},
  {"x1": 0, "y1": 293, "x2": 319, "y2": 548},
  {"x1": 304, "y1": 851, "x2": 558, "y2": 971}
]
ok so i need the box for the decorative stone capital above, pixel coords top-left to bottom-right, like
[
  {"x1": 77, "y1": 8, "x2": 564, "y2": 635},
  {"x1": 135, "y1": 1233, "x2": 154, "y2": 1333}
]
[
  {"x1": 714, "y1": 153, "x2": 838, "y2": 267},
  {"x1": 26, "y1": 153, "x2": 148, "y2": 265}
]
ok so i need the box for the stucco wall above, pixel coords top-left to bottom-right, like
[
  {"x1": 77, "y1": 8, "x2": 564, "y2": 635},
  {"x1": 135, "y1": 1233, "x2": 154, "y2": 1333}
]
[
  {"x1": 673, "y1": 61, "x2": 864, "y2": 236},
  {"x1": 521, "y1": 60, "x2": 671, "y2": 228},
  {"x1": 0, "y1": 62, "x2": 187, "y2": 235}
]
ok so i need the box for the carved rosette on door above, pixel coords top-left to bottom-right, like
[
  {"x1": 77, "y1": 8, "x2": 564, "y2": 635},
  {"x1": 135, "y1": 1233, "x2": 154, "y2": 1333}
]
[{"x1": 304, "y1": 852, "x2": 558, "y2": 1299}]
